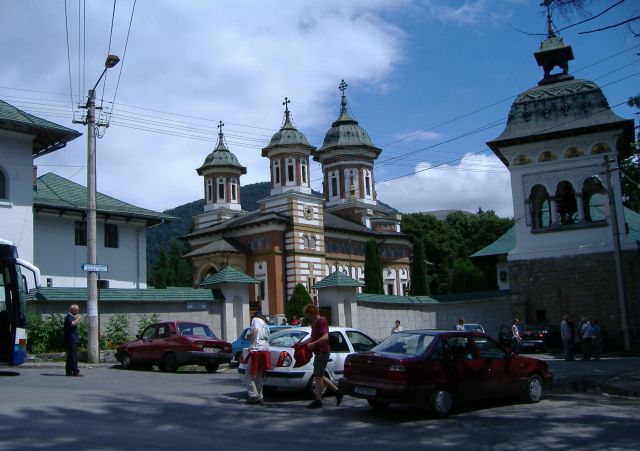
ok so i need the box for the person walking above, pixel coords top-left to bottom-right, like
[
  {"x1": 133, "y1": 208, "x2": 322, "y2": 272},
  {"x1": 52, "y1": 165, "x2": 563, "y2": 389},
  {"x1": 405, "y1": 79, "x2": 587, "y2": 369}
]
[
  {"x1": 304, "y1": 304, "x2": 343, "y2": 409},
  {"x1": 245, "y1": 311, "x2": 271, "y2": 404},
  {"x1": 511, "y1": 318, "x2": 522, "y2": 355},
  {"x1": 63, "y1": 304, "x2": 82, "y2": 376},
  {"x1": 456, "y1": 318, "x2": 465, "y2": 331},
  {"x1": 591, "y1": 319, "x2": 602, "y2": 360},
  {"x1": 581, "y1": 318, "x2": 593, "y2": 361},
  {"x1": 391, "y1": 320, "x2": 403, "y2": 334},
  {"x1": 561, "y1": 315, "x2": 574, "y2": 361}
]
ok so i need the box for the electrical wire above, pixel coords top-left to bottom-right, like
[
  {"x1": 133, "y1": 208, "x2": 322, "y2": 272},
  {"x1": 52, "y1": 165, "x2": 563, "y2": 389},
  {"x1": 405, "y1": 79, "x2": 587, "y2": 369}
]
[
  {"x1": 100, "y1": 0, "x2": 118, "y2": 108},
  {"x1": 108, "y1": 0, "x2": 136, "y2": 121},
  {"x1": 64, "y1": 0, "x2": 75, "y2": 115}
]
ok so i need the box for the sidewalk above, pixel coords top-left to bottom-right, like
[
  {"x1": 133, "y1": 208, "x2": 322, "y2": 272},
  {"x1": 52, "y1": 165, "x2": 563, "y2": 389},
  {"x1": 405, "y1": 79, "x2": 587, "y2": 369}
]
[{"x1": 541, "y1": 354, "x2": 640, "y2": 397}]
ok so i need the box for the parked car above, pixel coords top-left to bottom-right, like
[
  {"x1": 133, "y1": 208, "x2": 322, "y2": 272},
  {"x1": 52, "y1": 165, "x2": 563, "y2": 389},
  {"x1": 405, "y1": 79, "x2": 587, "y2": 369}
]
[
  {"x1": 463, "y1": 323, "x2": 485, "y2": 333},
  {"x1": 231, "y1": 325, "x2": 292, "y2": 363},
  {"x1": 116, "y1": 321, "x2": 232, "y2": 373},
  {"x1": 340, "y1": 330, "x2": 552, "y2": 417},
  {"x1": 498, "y1": 324, "x2": 549, "y2": 352},
  {"x1": 238, "y1": 326, "x2": 378, "y2": 397}
]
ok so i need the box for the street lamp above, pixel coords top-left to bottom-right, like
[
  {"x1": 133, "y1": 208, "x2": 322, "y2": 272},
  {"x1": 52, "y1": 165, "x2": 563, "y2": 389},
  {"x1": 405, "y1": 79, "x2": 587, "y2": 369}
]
[{"x1": 82, "y1": 54, "x2": 120, "y2": 363}]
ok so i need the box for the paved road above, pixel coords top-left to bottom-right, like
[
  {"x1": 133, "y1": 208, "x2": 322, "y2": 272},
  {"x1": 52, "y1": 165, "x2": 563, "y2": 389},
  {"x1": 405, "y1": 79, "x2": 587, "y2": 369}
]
[{"x1": 0, "y1": 365, "x2": 638, "y2": 450}]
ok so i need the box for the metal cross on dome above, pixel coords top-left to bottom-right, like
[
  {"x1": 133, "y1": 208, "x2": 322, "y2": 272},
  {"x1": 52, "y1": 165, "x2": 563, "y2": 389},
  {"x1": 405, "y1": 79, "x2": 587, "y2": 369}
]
[
  {"x1": 339, "y1": 79, "x2": 348, "y2": 95},
  {"x1": 217, "y1": 120, "x2": 224, "y2": 134},
  {"x1": 283, "y1": 96, "x2": 291, "y2": 121}
]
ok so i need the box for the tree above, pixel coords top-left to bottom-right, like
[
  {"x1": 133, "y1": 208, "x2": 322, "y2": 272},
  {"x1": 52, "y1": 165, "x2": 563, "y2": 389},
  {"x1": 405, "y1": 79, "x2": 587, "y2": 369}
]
[
  {"x1": 364, "y1": 239, "x2": 384, "y2": 294},
  {"x1": 450, "y1": 258, "x2": 484, "y2": 293},
  {"x1": 287, "y1": 283, "x2": 312, "y2": 321},
  {"x1": 621, "y1": 95, "x2": 640, "y2": 211},
  {"x1": 409, "y1": 239, "x2": 430, "y2": 296}
]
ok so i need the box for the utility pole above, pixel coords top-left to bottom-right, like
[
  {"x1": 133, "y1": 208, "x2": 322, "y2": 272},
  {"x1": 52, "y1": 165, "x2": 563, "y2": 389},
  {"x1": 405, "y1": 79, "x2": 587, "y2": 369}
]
[
  {"x1": 74, "y1": 55, "x2": 120, "y2": 363},
  {"x1": 604, "y1": 155, "x2": 631, "y2": 351}
]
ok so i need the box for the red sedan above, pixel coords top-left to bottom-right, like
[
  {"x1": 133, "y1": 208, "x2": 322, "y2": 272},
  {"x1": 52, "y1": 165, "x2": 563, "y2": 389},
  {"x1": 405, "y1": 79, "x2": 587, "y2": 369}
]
[
  {"x1": 116, "y1": 321, "x2": 232, "y2": 373},
  {"x1": 340, "y1": 330, "x2": 552, "y2": 417}
]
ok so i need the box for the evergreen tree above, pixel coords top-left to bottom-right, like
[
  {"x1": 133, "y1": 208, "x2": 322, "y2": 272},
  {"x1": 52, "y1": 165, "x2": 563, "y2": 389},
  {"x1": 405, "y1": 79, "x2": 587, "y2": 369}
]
[
  {"x1": 153, "y1": 249, "x2": 169, "y2": 288},
  {"x1": 287, "y1": 283, "x2": 312, "y2": 321},
  {"x1": 364, "y1": 239, "x2": 384, "y2": 294},
  {"x1": 450, "y1": 258, "x2": 484, "y2": 293},
  {"x1": 409, "y1": 239, "x2": 430, "y2": 296}
]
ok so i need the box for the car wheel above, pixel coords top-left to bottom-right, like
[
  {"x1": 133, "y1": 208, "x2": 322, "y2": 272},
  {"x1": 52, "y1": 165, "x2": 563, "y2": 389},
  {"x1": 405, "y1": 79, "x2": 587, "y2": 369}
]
[
  {"x1": 205, "y1": 363, "x2": 219, "y2": 373},
  {"x1": 120, "y1": 352, "x2": 132, "y2": 370},
  {"x1": 367, "y1": 399, "x2": 390, "y2": 410},
  {"x1": 428, "y1": 388, "x2": 453, "y2": 418},
  {"x1": 163, "y1": 353, "x2": 178, "y2": 373},
  {"x1": 306, "y1": 376, "x2": 329, "y2": 399},
  {"x1": 523, "y1": 374, "x2": 543, "y2": 403}
]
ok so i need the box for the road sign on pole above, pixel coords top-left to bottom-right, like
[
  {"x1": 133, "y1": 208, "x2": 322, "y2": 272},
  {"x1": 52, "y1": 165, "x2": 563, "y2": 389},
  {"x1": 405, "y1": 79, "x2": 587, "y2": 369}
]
[{"x1": 81, "y1": 263, "x2": 109, "y2": 273}]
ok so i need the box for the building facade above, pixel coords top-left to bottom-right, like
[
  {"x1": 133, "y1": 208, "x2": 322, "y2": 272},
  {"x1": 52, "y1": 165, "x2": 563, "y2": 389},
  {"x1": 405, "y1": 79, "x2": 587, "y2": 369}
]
[
  {"x1": 186, "y1": 87, "x2": 412, "y2": 321},
  {"x1": 486, "y1": 21, "x2": 639, "y2": 347}
]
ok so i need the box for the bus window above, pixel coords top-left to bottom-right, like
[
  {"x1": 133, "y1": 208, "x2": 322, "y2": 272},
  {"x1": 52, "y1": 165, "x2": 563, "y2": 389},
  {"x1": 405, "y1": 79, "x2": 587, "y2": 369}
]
[{"x1": 0, "y1": 269, "x2": 7, "y2": 312}]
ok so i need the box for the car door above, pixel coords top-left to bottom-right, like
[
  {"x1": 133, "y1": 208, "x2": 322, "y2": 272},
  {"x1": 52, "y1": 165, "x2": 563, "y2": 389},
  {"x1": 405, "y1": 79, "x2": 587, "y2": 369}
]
[
  {"x1": 327, "y1": 331, "x2": 351, "y2": 380},
  {"x1": 135, "y1": 325, "x2": 158, "y2": 362},
  {"x1": 442, "y1": 335, "x2": 488, "y2": 401},
  {"x1": 149, "y1": 323, "x2": 173, "y2": 363},
  {"x1": 472, "y1": 335, "x2": 519, "y2": 396}
]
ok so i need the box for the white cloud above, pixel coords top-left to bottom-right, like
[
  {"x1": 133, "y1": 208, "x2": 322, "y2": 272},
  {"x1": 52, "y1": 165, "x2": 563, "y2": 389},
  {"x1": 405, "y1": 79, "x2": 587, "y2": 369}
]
[
  {"x1": 419, "y1": 0, "x2": 510, "y2": 25},
  {"x1": 376, "y1": 153, "x2": 514, "y2": 217},
  {"x1": 391, "y1": 130, "x2": 444, "y2": 143}
]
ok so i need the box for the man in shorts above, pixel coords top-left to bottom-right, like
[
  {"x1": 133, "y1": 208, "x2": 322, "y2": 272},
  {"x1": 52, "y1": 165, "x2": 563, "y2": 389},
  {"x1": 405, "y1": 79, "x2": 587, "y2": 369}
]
[{"x1": 304, "y1": 304, "x2": 343, "y2": 409}]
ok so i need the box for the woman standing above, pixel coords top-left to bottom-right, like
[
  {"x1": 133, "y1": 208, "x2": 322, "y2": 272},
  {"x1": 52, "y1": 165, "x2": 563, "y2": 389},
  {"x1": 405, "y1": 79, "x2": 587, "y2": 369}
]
[{"x1": 511, "y1": 318, "x2": 522, "y2": 355}]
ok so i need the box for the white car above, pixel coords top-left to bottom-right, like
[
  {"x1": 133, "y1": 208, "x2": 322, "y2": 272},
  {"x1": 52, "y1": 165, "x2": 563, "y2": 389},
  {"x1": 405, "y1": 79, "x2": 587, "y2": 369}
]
[{"x1": 238, "y1": 326, "x2": 378, "y2": 397}]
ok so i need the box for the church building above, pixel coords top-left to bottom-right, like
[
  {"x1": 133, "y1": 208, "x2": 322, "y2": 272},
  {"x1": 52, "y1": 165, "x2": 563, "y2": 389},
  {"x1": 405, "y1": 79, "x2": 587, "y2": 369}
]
[{"x1": 185, "y1": 84, "x2": 412, "y2": 321}]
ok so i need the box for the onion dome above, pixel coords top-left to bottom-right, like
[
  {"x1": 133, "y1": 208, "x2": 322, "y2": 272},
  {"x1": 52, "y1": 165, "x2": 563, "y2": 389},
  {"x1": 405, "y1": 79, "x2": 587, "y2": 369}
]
[
  {"x1": 197, "y1": 121, "x2": 247, "y2": 175},
  {"x1": 316, "y1": 80, "x2": 380, "y2": 156},
  {"x1": 487, "y1": 15, "x2": 633, "y2": 162},
  {"x1": 261, "y1": 98, "x2": 315, "y2": 156}
]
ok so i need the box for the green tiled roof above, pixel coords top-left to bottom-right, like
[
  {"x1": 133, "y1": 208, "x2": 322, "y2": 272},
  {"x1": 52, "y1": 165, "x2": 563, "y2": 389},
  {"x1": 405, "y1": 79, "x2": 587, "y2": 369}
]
[
  {"x1": 0, "y1": 98, "x2": 81, "y2": 157},
  {"x1": 470, "y1": 226, "x2": 516, "y2": 258},
  {"x1": 35, "y1": 173, "x2": 175, "y2": 224},
  {"x1": 28, "y1": 286, "x2": 223, "y2": 302},
  {"x1": 313, "y1": 271, "x2": 363, "y2": 289},
  {"x1": 356, "y1": 293, "x2": 439, "y2": 304},
  {"x1": 199, "y1": 266, "x2": 259, "y2": 287}
]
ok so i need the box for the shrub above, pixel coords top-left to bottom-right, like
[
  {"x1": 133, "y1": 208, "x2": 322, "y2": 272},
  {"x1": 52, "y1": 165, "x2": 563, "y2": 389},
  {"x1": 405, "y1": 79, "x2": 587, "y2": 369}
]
[
  {"x1": 26, "y1": 314, "x2": 65, "y2": 353},
  {"x1": 286, "y1": 283, "x2": 311, "y2": 322},
  {"x1": 104, "y1": 313, "x2": 132, "y2": 348},
  {"x1": 136, "y1": 313, "x2": 160, "y2": 336}
]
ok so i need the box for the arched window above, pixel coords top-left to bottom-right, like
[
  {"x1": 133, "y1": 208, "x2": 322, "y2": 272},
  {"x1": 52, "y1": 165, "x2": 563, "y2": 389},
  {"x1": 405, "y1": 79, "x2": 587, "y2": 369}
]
[
  {"x1": 217, "y1": 178, "x2": 225, "y2": 200},
  {"x1": 538, "y1": 151, "x2": 557, "y2": 162},
  {"x1": 591, "y1": 143, "x2": 610, "y2": 155},
  {"x1": 513, "y1": 155, "x2": 532, "y2": 166},
  {"x1": 0, "y1": 169, "x2": 6, "y2": 200},
  {"x1": 582, "y1": 176, "x2": 606, "y2": 223},
  {"x1": 302, "y1": 235, "x2": 309, "y2": 249},
  {"x1": 529, "y1": 184, "x2": 551, "y2": 229},
  {"x1": 301, "y1": 160, "x2": 307, "y2": 185},
  {"x1": 287, "y1": 158, "x2": 295, "y2": 183},
  {"x1": 364, "y1": 170, "x2": 372, "y2": 197},
  {"x1": 309, "y1": 235, "x2": 316, "y2": 250},
  {"x1": 556, "y1": 181, "x2": 577, "y2": 225},
  {"x1": 564, "y1": 147, "x2": 583, "y2": 158},
  {"x1": 330, "y1": 171, "x2": 339, "y2": 198},
  {"x1": 230, "y1": 178, "x2": 238, "y2": 201},
  {"x1": 273, "y1": 160, "x2": 281, "y2": 185},
  {"x1": 206, "y1": 178, "x2": 213, "y2": 202}
]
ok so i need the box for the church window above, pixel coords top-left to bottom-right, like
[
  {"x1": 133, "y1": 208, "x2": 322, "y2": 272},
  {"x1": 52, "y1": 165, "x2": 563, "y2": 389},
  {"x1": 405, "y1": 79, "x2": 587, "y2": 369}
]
[
  {"x1": 309, "y1": 235, "x2": 316, "y2": 250},
  {"x1": 231, "y1": 180, "x2": 237, "y2": 201},
  {"x1": 217, "y1": 178, "x2": 225, "y2": 200},
  {"x1": 287, "y1": 159, "x2": 295, "y2": 183},
  {"x1": 591, "y1": 143, "x2": 610, "y2": 154},
  {"x1": 564, "y1": 147, "x2": 583, "y2": 158},
  {"x1": 274, "y1": 161, "x2": 281, "y2": 185},
  {"x1": 302, "y1": 235, "x2": 309, "y2": 249},
  {"x1": 529, "y1": 184, "x2": 551, "y2": 229},
  {"x1": 513, "y1": 155, "x2": 532, "y2": 166},
  {"x1": 330, "y1": 172, "x2": 338, "y2": 197},
  {"x1": 301, "y1": 161, "x2": 307, "y2": 184},
  {"x1": 582, "y1": 176, "x2": 606, "y2": 223},
  {"x1": 556, "y1": 181, "x2": 578, "y2": 225},
  {"x1": 206, "y1": 178, "x2": 213, "y2": 202},
  {"x1": 538, "y1": 151, "x2": 557, "y2": 162},
  {"x1": 365, "y1": 171, "x2": 371, "y2": 196}
]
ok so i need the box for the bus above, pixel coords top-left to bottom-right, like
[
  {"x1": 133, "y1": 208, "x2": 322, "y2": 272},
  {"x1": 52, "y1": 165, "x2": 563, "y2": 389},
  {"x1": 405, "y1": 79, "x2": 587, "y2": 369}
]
[{"x1": 0, "y1": 239, "x2": 41, "y2": 366}]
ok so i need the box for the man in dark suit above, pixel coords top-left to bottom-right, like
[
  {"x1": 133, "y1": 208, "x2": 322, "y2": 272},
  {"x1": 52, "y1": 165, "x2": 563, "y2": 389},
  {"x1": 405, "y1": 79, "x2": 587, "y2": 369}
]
[{"x1": 63, "y1": 304, "x2": 82, "y2": 376}]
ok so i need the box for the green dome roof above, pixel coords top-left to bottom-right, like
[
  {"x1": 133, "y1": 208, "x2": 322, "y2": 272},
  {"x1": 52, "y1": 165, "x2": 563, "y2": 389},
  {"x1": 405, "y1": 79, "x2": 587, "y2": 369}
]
[
  {"x1": 262, "y1": 99, "x2": 315, "y2": 156},
  {"x1": 197, "y1": 129, "x2": 246, "y2": 175}
]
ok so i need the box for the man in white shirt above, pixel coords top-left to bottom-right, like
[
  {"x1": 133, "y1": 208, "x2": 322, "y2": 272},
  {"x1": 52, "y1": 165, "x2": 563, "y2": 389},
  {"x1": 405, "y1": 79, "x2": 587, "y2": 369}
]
[{"x1": 245, "y1": 311, "x2": 271, "y2": 404}]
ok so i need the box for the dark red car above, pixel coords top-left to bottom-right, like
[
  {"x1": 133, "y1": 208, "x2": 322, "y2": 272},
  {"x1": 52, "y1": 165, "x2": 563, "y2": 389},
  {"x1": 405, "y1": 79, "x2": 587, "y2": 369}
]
[
  {"x1": 340, "y1": 330, "x2": 552, "y2": 417},
  {"x1": 116, "y1": 321, "x2": 232, "y2": 373}
]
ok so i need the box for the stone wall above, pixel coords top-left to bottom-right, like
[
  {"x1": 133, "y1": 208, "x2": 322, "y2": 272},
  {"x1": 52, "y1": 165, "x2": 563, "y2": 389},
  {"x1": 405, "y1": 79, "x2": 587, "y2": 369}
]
[
  {"x1": 508, "y1": 249, "x2": 640, "y2": 349},
  {"x1": 29, "y1": 301, "x2": 224, "y2": 338},
  {"x1": 355, "y1": 295, "x2": 513, "y2": 342}
]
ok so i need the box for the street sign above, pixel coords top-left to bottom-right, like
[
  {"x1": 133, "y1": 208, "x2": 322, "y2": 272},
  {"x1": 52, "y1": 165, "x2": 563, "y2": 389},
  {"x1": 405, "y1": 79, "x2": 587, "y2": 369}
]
[{"x1": 81, "y1": 263, "x2": 109, "y2": 273}]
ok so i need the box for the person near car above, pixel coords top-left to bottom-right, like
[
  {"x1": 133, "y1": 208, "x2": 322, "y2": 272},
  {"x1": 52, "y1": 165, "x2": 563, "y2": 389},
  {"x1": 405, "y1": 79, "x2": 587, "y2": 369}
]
[
  {"x1": 561, "y1": 315, "x2": 574, "y2": 361},
  {"x1": 510, "y1": 318, "x2": 522, "y2": 355},
  {"x1": 304, "y1": 303, "x2": 343, "y2": 409},
  {"x1": 290, "y1": 315, "x2": 301, "y2": 326},
  {"x1": 456, "y1": 318, "x2": 465, "y2": 331},
  {"x1": 391, "y1": 320, "x2": 403, "y2": 334},
  {"x1": 245, "y1": 311, "x2": 271, "y2": 404},
  {"x1": 580, "y1": 318, "x2": 593, "y2": 361},
  {"x1": 591, "y1": 319, "x2": 602, "y2": 360},
  {"x1": 63, "y1": 304, "x2": 82, "y2": 377}
]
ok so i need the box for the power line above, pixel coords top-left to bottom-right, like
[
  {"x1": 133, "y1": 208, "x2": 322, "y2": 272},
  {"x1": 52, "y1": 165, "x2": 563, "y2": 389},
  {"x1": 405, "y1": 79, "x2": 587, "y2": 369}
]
[
  {"x1": 108, "y1": 0, "x2": 137, "y2": 122},
  {"x1": 64, "y1": 0, "x2": 74, "y2": 116},
  {"x1": 100, "y1": 0, "x2": 118, "y2": 108}
]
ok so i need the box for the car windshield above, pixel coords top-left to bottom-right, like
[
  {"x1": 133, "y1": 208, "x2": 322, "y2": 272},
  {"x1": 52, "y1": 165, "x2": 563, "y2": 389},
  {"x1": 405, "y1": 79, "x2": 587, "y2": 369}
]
[
  {"x1": 177, "y1": 323, "x2": 215, "y2": 338},
  {"x1": 372, "y1": 332, "x2": 435, "y2": 355},
  {"x1": 269, "y1": 330, "x2": 308, "y2": 347},
  {"x1": 464, "y1": 324, "x2": 483, "y2": 331}
]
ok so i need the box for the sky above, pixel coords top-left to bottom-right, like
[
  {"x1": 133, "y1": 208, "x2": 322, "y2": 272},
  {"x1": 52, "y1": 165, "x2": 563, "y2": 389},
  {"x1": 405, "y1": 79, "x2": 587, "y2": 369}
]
[{"x1": 2, "y1": 0, "x2": 639, "y2": 218}]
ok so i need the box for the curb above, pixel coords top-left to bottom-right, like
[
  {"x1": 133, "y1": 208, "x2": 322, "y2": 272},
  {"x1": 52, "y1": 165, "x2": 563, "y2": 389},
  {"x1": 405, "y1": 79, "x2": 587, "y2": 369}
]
[{"x1": 551, "y1": 379, "x2": 639, "y2": 398}]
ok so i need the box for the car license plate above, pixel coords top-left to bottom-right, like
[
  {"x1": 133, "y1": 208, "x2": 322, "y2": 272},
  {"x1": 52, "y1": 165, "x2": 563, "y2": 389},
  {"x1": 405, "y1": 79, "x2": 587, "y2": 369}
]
[
  {"x1": 354, "y1": 386, "x2": 376, "y2": 396},
  {"x1": 203, "y1": 347, "x2": 219, "y2": 353}
]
